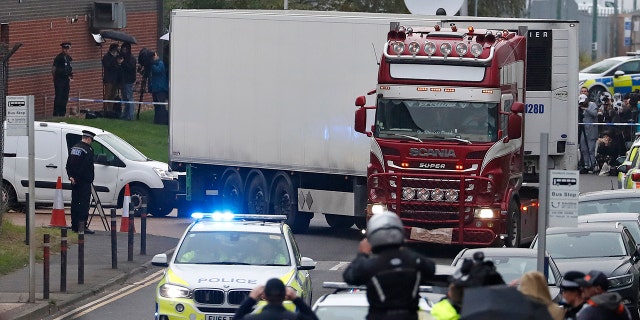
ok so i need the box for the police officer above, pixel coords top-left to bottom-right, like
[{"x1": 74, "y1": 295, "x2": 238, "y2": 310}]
[
  {"x1": 65, "y1": 130, "x2": 96, "y2": 234},
  {"x1": 52, "y1": 42, "x2": 73, "y2": 117},
  {"x1": 234, "y1": 278, "x2": 318, "y2": 320},
  {"x1": 343, "y1": 210, "x2": 436, "y2": 320}
]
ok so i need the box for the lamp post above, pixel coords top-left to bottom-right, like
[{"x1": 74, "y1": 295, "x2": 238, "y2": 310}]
[{"x1": 592, "y1": 0, "x2": 598, "y2": 61}]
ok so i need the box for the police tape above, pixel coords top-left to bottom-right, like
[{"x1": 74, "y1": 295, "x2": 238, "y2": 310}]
[
  {"x1": 68, "y1": 97, "x2": 168, "y2": 106},
  {"x1": 579, "y1": 122, "x2": 640, "y2": 126}
]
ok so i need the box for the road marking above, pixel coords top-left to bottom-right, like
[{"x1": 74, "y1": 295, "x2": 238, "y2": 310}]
[
  {"x1": 330, "y1": 261, "x2": 350, "y2": 271},
  {"x1": 52, "y1": 269, "x2": 164, "y2": 320}
]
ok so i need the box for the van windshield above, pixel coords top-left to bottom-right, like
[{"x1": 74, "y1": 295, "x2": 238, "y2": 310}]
[{"x1": 99, "y1": 133, "x2": 149, "y2": 161}]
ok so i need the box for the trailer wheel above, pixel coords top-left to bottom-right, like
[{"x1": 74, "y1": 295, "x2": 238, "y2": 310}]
[
  {"x1": 246, "y1": 173, "x2": 269, "y2": 214},
  {"x1": 505, "y1": 199, "x2": 522, "y2": 248},
  {"x1": 272, "y1": 176, "x2": 310, "y2": 233},
  {"x1": 222, "y1": 172, "x2": 244, "y2": 213},
  {"x1": 325, "y1": 214, "x2": 354, "y2": 229}
]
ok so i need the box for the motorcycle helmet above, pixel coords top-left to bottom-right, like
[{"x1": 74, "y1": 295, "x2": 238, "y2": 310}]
[{"x1": 366, "y1": 210, "x2": 405, "y2": 248}]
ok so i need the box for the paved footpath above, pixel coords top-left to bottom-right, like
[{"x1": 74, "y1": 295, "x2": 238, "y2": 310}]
[{"x1": 0, "y1": 228, "x2": 177, "y2": 320}]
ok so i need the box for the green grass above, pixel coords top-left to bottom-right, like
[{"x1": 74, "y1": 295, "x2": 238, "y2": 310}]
[
  {"x1": 0, "y1": 218, "x2": 78, "y2": 275},
  {"x1": 49, "y1": 110, "x2": 170, "y2": 163}
]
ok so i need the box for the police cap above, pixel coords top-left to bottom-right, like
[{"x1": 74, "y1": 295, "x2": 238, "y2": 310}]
[
  {"x1": 60, "y1": 42, "x2": 71, "y2": 49},
  {"x1": 82, "y1": 130, "x2": 96, "y2": 139}
]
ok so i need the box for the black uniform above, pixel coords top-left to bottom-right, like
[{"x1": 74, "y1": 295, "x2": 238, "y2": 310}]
[
  {"x1": 52, "y1": 51, "x2": 72, "y2": 117},
  {"x1": 342, "y1": 246, "x2": 436, "y2": 320},
  {"x1": 233, "y1": 297, "x2": 318, "y2": 320},
  {"x1": 65, "y1": 139, "x2": 94, "y2": 232}
]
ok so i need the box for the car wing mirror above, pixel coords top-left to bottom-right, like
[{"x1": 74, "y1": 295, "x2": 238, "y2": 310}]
[
  {"x1": 298, "y1": 257, "x2": 316, "y2": 270},
  {"x1": 615, "y1": 70, "x2": 625, "y2": 77},
  {"x1": 152, "y1": 253, "x2": 169, "y2": 267},
  {"x1": 618, "y1": 164, "x2": 629, "y2": 174},
  {"x1": 95, "y1": 154, "x2": 108, "y2": 165}
]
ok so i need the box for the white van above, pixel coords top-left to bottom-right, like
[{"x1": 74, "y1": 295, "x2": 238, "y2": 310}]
[{"x1": 2, "y1": 122, "x2": 180, "y2": 216}]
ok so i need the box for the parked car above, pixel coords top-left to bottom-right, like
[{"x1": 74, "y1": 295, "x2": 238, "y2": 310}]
[
  {"x1": 579, "y1": 54, "x2": 640, "y2": 102},
  {"x1": 579, "y1": 212, "x2": 640, "y2": 242},
  {"x1": 619, "y1": 136, "x2": 640, "y2": 189},
  {"x1": 450, "y1": 247, "x2": 563, "y2": 302},
  {"x1": 531, "y1": 223, "x2": 640, "y2": 318},
  {"x1": 579, "y1": 189, "x2": 640, "y2": 215},
  {"x1": 151, "y1": 214, "x2": 316, "y2": 320},
  {"x1": 312, "y1": 282, "x2": 437, "y2": 320}
]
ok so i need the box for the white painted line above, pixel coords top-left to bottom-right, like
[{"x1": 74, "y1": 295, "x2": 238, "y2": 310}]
[
  {"x1": 52, "y1": 269, "x2": 164, "y2": 320},
  {"x1": 330, "y1": 261, "x2": 350, "y2": 271}
]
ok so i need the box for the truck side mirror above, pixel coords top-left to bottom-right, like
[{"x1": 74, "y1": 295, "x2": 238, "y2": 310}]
[
  {"x1": 508, "y1": 113, "x2": 522, "y2": 140},
  {"x1": 511, "y1": 102, "x2": 525, "y2": 114},
  {"x1": 355, "y1": 95, "x2": 366, "y2": 107},
  {"x1": 355, "y1": 108, "x2": 369, "y2": 135}
]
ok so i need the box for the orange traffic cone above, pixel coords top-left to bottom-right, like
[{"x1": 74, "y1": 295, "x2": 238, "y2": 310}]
[
  {"x1": 50, "y1": 176, "x2": 68, "y2": 227},
  {"x1": 119, "y1": 184, "x2": 135, "y2": 233}
]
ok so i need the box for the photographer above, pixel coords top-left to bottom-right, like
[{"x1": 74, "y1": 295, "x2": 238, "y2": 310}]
[
  {"x1": 596, "y1": 132, "x2": 623, "y2": 176},
  {"x1": 579, "y1": 94, "x2": 599, "y2": 173}
]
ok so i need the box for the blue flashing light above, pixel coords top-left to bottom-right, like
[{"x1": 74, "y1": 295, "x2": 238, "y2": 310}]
[{"x1": 191, "y1": 211, "x2": 235, "y2": 220}]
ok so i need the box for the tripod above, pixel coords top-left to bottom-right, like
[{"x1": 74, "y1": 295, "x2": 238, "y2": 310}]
[{"x1": 579, "y1": 123, "x2": 596, "y2": 171}]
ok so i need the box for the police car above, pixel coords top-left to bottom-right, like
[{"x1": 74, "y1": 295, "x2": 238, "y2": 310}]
[
  {"x1": 579, "y1": 54, "x2": 640, "y2": 103},
  {"x1": 312, "y1": 282, "x2": 440, "y2": 320},
  {"x1": 151, "y1": 213, "x2": 316, "y2": 320},
  {"x1": 618, "y1": 135, "x2": 640, "y2": 189}
]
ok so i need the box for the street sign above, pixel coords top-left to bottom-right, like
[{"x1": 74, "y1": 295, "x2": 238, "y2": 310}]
[
  {"x1": 6, "y1": 95, "x2": 32, "y2": 136},
  {"x1": 548, "y1": 170, "x2": 579, "y2": 227}
]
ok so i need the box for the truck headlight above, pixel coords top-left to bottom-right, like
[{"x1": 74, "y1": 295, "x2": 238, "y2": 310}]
[
  {"x1": 608, "y1": 274, "x2": 633, "y2": 288},
  {"x1": 474, "y1": 208, "x2": 498, "y2": 219},
  {"x1": 369, "y1": 204, "x2": 388, "y2": 215},
  {"x1": 153, "y1": 167, "x2": 175, "y2": 180},
  {"x1": 159, "y1": 283, "x2": 192, "y2": 298}
]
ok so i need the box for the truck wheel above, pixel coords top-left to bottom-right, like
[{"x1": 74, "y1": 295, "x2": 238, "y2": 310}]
[
  {"x1": 222, "y1": 173, "x2": 244, "y2": 213},
  {"x1": 325, "y1": 214, "x2": 354, "y2": 229},
  {"x1": 272, "y1": 176, "x2": 310, "y2": 233},
  {"x1": 505, "y1": 199, "x2": 522, "y2": 248},
  {"x1": 246, "y1": 173, "x2": 269, "y2": 214},
  {"x1": 1, "y1": 181, "x2": 17, "y2": 212}
]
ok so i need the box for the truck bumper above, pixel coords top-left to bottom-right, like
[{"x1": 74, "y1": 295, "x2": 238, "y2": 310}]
[
  {"x1": 151, "y1": 179, "x2": 181, "y2": 209},
  {"x1": 407, "y1": 226, "x2": 498, "y2": 246}
]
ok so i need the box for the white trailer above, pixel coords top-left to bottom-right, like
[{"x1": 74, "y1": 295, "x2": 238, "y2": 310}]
[
  {"x1": 169, "y1": 10, "x2": 578, "y2": 232},
  {"x1": 169, "y1": 10, "x2": 440, "y2": 231}
]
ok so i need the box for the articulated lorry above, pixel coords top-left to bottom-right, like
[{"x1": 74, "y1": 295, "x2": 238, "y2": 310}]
[
  {"x1": 169, "y1": 10, "x2": 578, "y2": 244},
  {"x1": 355, "y1": 18, "x2": 579, "y2": 246}
]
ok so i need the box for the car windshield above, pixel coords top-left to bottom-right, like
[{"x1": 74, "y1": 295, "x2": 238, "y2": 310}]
[
  {"x1": 581, "y1": 59, "x2": 622, "y2": 74},
  {"x1": 314, "y1": 306, "x2": 368, "y2": 320},
  {"x1": 453, "y1": 256, "x2": 556, "y2": 285},
  {"x1": 543, "y1": 231, "x2": 627, "y2": 259},
  {"x1": 578, "y1": 198, "x2": 640, "y2": 215},
  {"x1": 99, "y1": 133, "x2": 149, "y2": 161},
  {"x1": 174, "y1": 231, "x2": 291, "y2": 266},
  {"x1": 375, "y1": 98, "x2": 499, "y2": 143}
]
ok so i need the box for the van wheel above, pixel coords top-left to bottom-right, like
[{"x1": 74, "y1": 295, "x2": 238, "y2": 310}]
[
  {"x1": 272, "y1": 175, "x2": 310, "y2": 233},
  {"x1": 1, "y1": 182, "x2": 18, "y2": 213},
  {"x1": 128, "y1": 185, "x2": 150, "y2": 216}
]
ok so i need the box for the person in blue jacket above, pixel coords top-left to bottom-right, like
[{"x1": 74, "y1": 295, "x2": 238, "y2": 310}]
[{"x1": 148, "y1": 51, "x2": 168, "y2": 124}]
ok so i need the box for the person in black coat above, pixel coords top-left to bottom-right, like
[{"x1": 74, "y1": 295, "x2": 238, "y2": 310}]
[
  {"x1": 343, "y1": 211, "x2": 436, "y2": 320},
  {"x1": 52, "y1": 42, "x2": 73, "y2": 117},
  {"x1": 65, "y1": 130, "x2": 96, "y2": 234},
  {"x1": 576, "y1": 270, "x2": 631, "y2": 320},
  {"x1": 233, "y1": 278, "x2": 318, "y2": 320}
]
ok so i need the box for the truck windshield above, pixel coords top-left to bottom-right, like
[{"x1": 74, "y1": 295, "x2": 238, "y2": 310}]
[
  {"x1": 99, "y1": 133, "x2": 149, "y2": 161},
  {"x1": 375, "y1": 98, "x2": 498, "y2": 143}
]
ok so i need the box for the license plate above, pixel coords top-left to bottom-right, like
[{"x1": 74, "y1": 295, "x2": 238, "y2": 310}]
[{"x1": 206, "y1": 314, "x2": 233, "y2": 320}]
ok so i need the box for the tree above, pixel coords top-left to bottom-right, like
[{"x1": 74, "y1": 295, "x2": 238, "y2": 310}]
[{"x1": 466, "y1": 0, "x2": 526, "y2": 17}]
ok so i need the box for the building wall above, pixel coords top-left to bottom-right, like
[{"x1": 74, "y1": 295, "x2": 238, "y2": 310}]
[{"x1": 0, "y1": 0, "x2": 161, "y2": 119}]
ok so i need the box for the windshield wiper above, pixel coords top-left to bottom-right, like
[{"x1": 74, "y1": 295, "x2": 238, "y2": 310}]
[
  {"x1": 381, "y1": 132, "x2": 423, "y2": 142},
  {"x1": 431, "y1": 135, "x2": 472, "y2": 145}
]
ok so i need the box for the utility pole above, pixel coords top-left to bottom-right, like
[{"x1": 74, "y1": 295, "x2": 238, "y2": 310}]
[
  {"x1": 614, "y1": 0, "x2": 619, "y2": 56},
  {"x1": 592, "y1": 0, "x2": 598, "y2": 61}
]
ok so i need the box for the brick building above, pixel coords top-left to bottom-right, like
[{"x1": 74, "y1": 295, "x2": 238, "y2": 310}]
[{"x1": 0, "y1": 0, "x2": 162, "y2": 120}]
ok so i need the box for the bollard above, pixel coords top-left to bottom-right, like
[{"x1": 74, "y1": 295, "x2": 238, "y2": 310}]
[
  {"x1": 128, "y1": 202, "x2": 134, "y2": 262},
  {"x1": 61, "y1": 228, "x2": 67, "y2": 292},
  {"x1": 43, "y1": 234, "x2": 50, "y2": 299},
  {"x1": 78, "y1": 225, "x2": 85, "y2": 285},
  {"x1": 140, "y1": 196, "x2": 147, "y2": 255},
  {"x1": 111, "y1": 208, "x2": 117, "y2": 269}
]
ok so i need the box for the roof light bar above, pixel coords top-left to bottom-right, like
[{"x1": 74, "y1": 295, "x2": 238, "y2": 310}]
[{"x1": 191, "y1": 212, "x2": 287, "y2": 222}]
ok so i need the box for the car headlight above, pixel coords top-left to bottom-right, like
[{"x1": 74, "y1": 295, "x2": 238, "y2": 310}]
[
  {"x1": 159, "y1": 283, "x2": 192, "y2": 298},
  {"x1": 608, "y1": 274, "x2": 634, "y2": 288},
  {"x1": 153, "y1": 167, "x2": 175, "y2": 180}
]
